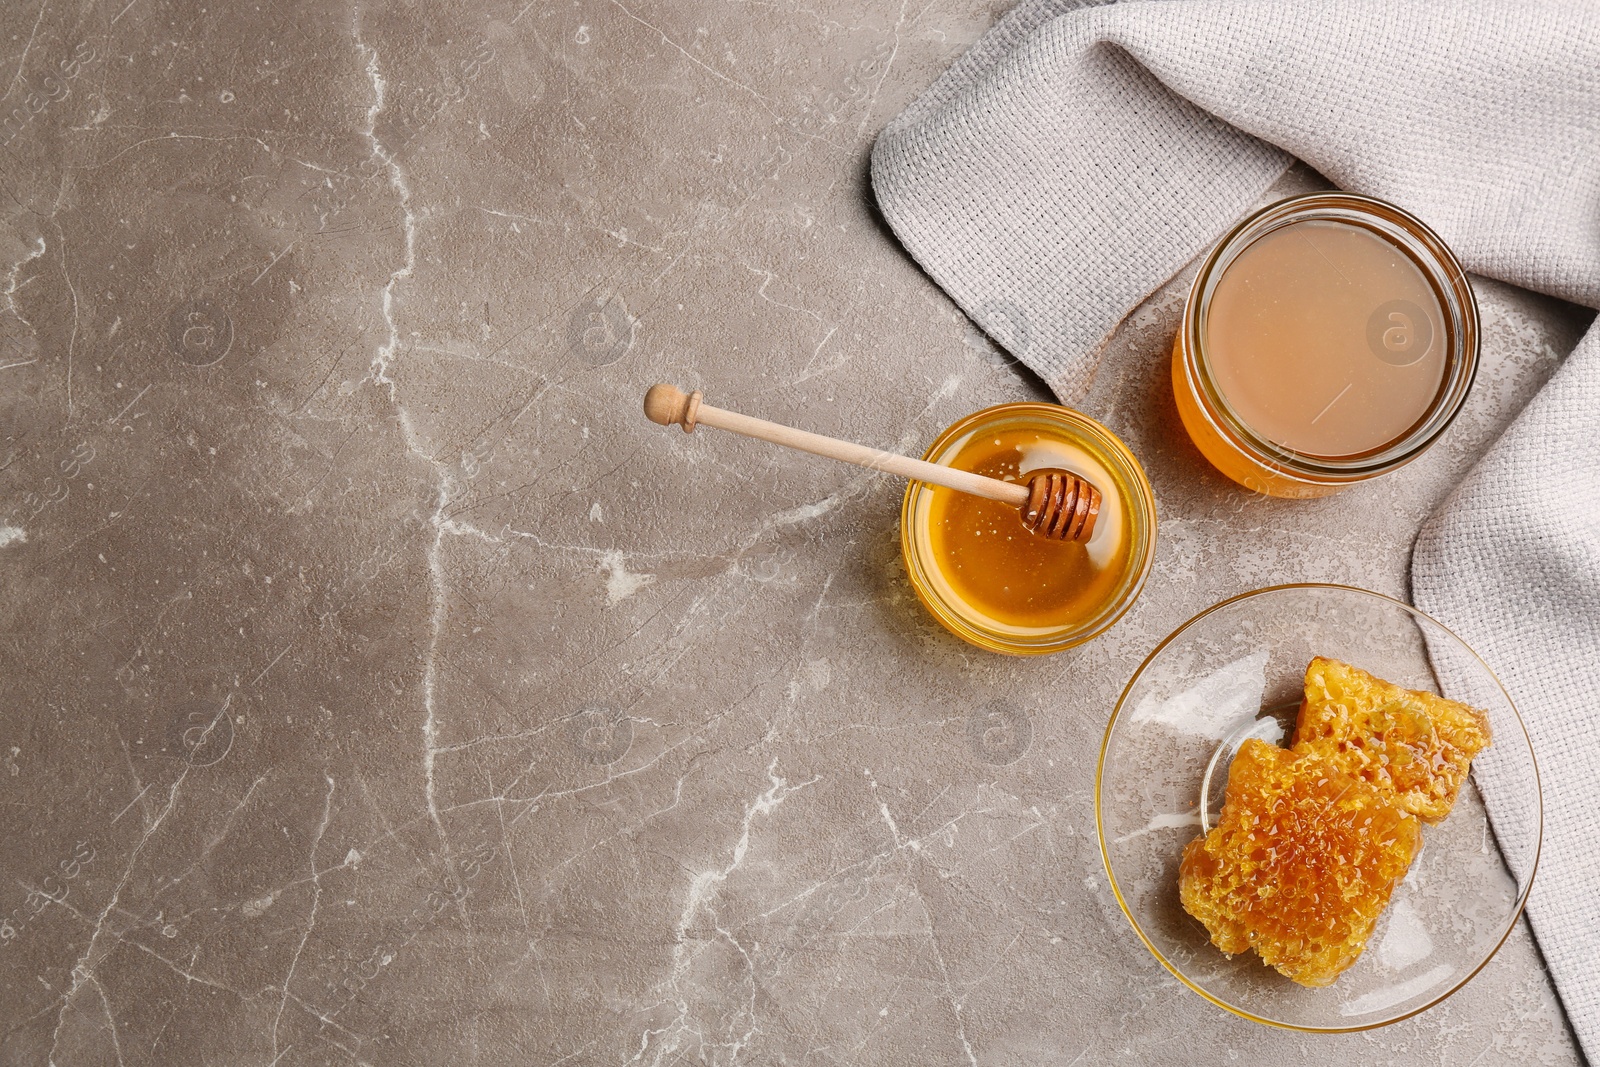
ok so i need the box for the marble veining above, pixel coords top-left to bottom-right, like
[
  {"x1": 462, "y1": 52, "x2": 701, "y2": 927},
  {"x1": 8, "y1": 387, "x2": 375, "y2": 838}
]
[{"x1": 0, "y1": 0, "x2": 1592, "y2": 1064}]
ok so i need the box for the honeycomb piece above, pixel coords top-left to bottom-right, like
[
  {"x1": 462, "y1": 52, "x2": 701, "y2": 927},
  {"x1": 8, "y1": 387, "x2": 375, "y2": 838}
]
[
  {"x1": 1179, "y1": 738, "x2": 1421, "y2": 987},
  {"x1": 1293, "y1": 657, "x2": 1492, "y2": 824}
]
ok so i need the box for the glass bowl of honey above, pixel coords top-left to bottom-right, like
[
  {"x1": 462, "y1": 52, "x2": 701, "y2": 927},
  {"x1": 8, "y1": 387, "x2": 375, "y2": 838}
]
[
  {"x1": 1097, "y1": 585, "x2": 1540, "y2": 1031},
  {"x1": 900, "y1": 403, "x2": 1156, "y2": 655},
  {"x1": 1173, "y1": 193, "x2": 1479, "y2": 498}
]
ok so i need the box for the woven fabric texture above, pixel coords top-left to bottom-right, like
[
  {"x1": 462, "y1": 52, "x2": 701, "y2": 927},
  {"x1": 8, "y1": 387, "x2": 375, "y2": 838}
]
[
  {"x1": 871, "y1": 0, "x2": 1598, "y2": 399},
  {"x1": 1413, "y1": 328, "x2": 1600, "y2": 1052}
]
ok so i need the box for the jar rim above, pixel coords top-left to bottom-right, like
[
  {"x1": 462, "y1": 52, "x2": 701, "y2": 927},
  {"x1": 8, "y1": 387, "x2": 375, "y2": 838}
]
[
  {"x1": 899, "y1": 402, "x2": 1157, "y2": 655},
  {"x1": 1180, "y1": 192, "x2": 1479, "y2": 481}
]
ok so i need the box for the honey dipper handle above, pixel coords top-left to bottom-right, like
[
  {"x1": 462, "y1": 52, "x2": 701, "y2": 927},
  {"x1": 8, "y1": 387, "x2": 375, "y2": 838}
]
[{"x1": 643, "y1": 384, "x2": 1030, "y2": 507}]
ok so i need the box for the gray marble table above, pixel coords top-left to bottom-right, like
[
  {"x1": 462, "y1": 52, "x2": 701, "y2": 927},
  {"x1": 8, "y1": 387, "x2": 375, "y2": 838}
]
[{"x1": 0, "y1": 0, "x2": 1592, "y2": 1064}]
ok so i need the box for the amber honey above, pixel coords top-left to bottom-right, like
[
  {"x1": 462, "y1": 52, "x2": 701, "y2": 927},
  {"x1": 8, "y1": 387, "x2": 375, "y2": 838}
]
[
  {"x1": 902, "y1": 404, "x2": 1155, "y2": 655},
  {"x1": 1180, "y1": 657, "x2": 1491, "y2": 988},
  {"x1": 1180, "y1": 737, "x2": 1422, "y2": 988},
  {"x1": 927, "y1": 429, "x2": 1126, "y2": 629},
  {"x1": 1294, "y1": 656, "x2": 1492, "y2": 824},
  {"x1": 1174, "y1": 193, "x2": 1478, "y2": 497}
]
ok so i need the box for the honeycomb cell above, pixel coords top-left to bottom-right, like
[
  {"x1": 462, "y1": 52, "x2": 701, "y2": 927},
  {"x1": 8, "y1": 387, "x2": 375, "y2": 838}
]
[
  {"x1": 1179, "y1": 738, "x2": 1421, "y2": 987},
  {"x1": 1293, "y1": 657, "x2": 1492, "y2": 823}
]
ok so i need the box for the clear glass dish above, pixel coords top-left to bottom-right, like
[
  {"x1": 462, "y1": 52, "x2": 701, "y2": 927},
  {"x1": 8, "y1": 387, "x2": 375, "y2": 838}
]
[{"x1": 1096, "y1": 584, "x2": 1540, "y2": 1030}]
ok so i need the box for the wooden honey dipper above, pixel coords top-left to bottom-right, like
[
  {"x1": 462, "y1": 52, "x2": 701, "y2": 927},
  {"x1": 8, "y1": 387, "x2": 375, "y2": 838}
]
[{"x1": 643, "y1": 384, "x2": 1101, "y2": 542}]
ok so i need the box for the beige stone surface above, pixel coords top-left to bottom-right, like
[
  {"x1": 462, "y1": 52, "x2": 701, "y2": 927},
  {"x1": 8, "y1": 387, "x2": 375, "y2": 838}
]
[{"x1": 0, "y1": 0, "x2": 1592, "y2": 1063}]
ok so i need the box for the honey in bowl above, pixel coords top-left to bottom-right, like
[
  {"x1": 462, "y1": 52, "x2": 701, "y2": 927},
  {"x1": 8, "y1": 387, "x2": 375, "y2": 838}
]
[
  {"x1": 927, "y1": 430, "x2": 1125, "y2": 629},
  {"x1": 901, "y1": 403, "x2": 1156, "y2": 655}
]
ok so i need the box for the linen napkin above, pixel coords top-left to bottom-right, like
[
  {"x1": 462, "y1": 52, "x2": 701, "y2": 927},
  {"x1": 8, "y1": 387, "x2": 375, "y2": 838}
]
[
  {"x1": 1412, "y1": 328, "x2": 1600, "y2": 1050},
  {"x1": 871, "y1": 0, "x2": 1600, "y2": 1050}
]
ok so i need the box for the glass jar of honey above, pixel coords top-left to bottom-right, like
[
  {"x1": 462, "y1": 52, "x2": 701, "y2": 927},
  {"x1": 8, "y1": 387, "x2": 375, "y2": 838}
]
[
  {"x1": 1172, "y1": 193, "x2": 1479, "y2": 498},
  {"x1": 901, "y1": 404, "x2": 1156, "y2": 655}
]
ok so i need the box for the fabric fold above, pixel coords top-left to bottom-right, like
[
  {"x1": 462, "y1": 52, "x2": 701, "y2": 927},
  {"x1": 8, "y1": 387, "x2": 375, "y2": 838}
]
[
  {"x1": 1413, "y1": 325, "x2": 1600, "y2": 1053},
  {"x1": 870, "y1": 0, "x2": 1599, "y2": 398}
]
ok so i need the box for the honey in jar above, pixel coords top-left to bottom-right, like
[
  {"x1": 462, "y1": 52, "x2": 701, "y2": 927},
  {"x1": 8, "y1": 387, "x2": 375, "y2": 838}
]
[
  {"x1": 902, "y1": 404, "x2": 1155, "y2": 655},
  {"x1": 1205, "y1": 219, "x2": 1447, "y2": 458},
  {"x1": 1173, "y1": 193, "x2": 1478, "y2": 498}
]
